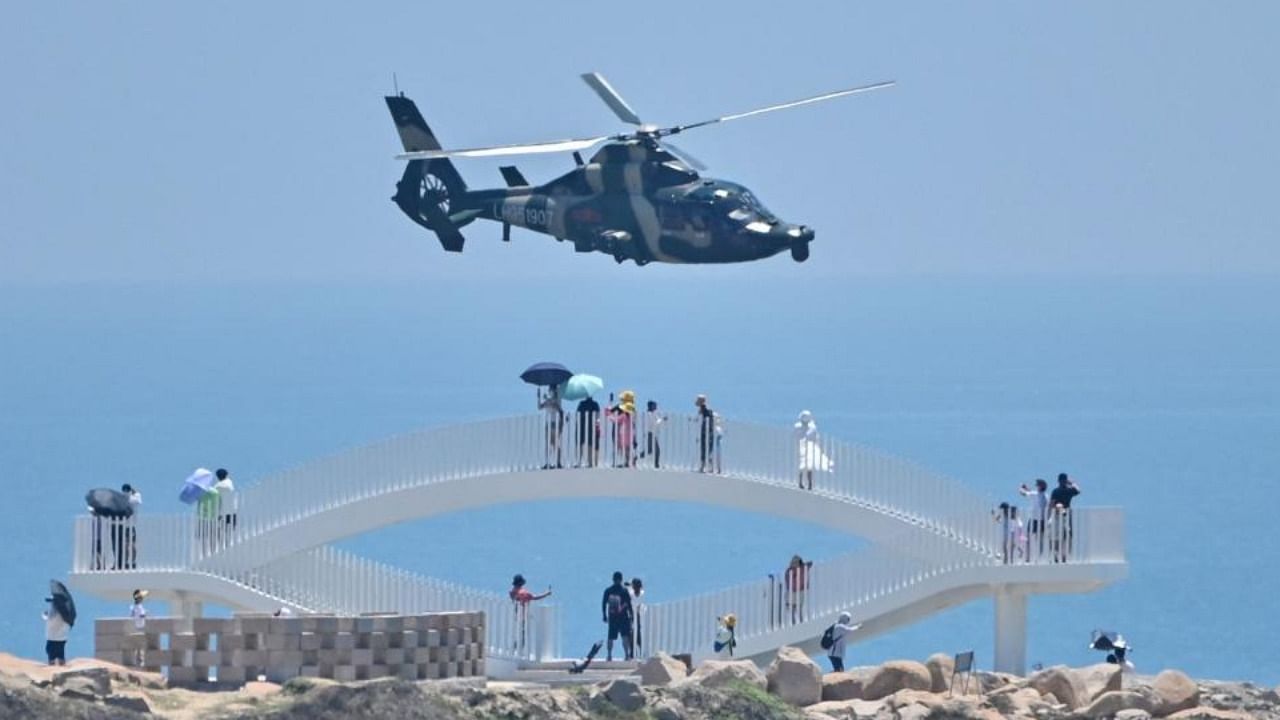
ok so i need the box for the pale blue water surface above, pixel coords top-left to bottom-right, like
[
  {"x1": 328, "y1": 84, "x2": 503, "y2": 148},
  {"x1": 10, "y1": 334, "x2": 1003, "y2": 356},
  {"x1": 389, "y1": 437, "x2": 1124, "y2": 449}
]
[{"x1": 1, "y1": 276, "x2": 1276, "y2": 682}]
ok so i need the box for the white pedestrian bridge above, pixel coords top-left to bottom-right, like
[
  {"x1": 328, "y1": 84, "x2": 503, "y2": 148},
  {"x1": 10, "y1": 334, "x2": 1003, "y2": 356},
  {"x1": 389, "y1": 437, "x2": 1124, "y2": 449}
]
[{"x1": 68, "y1": 414, "x2": 1126, "y2": 675}]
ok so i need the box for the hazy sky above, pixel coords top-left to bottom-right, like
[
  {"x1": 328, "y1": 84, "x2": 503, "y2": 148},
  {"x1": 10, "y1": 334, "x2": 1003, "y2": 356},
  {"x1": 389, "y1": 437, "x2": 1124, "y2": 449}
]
[{"x1": 2, "y1": 2, "x2": 1277, "y2": 284}]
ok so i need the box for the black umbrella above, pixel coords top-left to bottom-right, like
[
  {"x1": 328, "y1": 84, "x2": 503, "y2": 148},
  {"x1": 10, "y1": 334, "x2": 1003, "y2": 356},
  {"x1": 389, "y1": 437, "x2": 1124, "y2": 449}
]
[
  {"x1": 520, "y1": 362, "x2": 573, "y2": 387},
  {"x1": 85, "y1": 488, "x2": 133, "y2": 518},
  {"x1": 48, "y1": 580, "x2": 76, "y2": 627}
]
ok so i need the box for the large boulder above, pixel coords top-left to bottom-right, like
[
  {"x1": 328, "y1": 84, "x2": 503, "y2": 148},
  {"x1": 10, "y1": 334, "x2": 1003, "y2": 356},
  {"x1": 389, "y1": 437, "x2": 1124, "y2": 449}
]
[
  {"x1": 1166, "y1": 709, "x2": 1252, "y2": 720},
  {"x1": 639, "y1": 652, "x2": 689, "y2": 687},
  {"x1": 603, "y1": 677, "x2": 646, "y2": 712},
  {"x1": 767, "y1": 646, "x2": 823, "y2": 706},
  {"x1": 103, "y1": 693, "x2": 154, "y2": 714},
  {"x1": 807, "y1": 698, "x2": 886, "y2": 718},
  {"x1": 862, "y1": 661, "x2": 932, "y2": 701},
  {"x1": 1077, "y1": 662, "x2": 1124, "y2": 701},
  {"x1": 822, "y1": 670, "x2": 874, "y2": 701},
  {"x1": 52, "y1": 667, "x2": 111, "y2": 696},
  {"x1": 685, "y1": 659, "x2": 767, "y2": 690},
  {"x1": 1082, "y1": 691, "x2": 1157, "y2": 719},
  {"x1": 924, "y1": 653, "x2": 954, "y2": 693},
  {"x1": 987, "y1": 686, "x2": 1046, "y2": 717},
  {"x1": 1152, "y1": 670, "x2": 1200, "y2": 717},
  {"x1": 1029, "y1": 665, "x2": 1090, "y2": 710}
]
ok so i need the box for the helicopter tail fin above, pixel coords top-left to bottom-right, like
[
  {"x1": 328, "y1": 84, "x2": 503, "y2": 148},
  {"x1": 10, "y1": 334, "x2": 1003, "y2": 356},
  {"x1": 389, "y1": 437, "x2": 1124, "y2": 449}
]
[{"x1": 386, "y1": 94, "x2": 471, "y2": 252}]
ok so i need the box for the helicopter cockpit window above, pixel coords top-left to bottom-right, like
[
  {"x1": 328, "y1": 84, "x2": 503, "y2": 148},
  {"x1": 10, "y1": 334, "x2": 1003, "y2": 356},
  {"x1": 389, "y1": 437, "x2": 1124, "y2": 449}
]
[
  {"x1": 727, "y1": 208, "x2": 753, "y2": 223},
  {"x1": 739, "y1": 189, "x2": 775, "y2": 219}
]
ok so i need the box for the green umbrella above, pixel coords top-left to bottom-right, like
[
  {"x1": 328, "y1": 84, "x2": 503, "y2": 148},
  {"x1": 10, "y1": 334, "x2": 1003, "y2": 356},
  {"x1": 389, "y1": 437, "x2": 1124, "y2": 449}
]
[{"x1": 562, "y1": 374, "x2": 604, "y2": 401}]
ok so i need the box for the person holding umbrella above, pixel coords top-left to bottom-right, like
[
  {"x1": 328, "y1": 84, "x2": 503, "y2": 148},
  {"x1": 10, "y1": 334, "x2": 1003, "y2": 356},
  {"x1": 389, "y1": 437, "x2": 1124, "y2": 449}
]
[
  {"x1": 43, "y1": 581, "x2": 75, "y2": 666},
  {"x1": 521, "y1": 362, "x2": 573, "y2": 470}
]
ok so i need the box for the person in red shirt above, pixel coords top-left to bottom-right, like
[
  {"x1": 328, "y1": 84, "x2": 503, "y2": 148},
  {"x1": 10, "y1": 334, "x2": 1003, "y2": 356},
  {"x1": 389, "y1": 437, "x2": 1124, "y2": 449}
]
[{"x1": 509, "y1": 574, "x2": 552, "y2": 652}]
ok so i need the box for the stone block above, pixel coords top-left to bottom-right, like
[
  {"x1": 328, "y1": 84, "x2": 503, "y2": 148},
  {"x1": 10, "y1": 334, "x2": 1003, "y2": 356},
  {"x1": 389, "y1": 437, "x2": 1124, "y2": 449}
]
[
  {"x1": 242, "y1": 633, "x2": 261, "y2": 650},
  {"x1": 146, "y1": 618, "x2": 176, "y2": 634},
  {"x1": 121, "y1": 634, "x2": 148, "y2": 650},
  {"x1": 396, "y1": 664, "x2": 417, "y2": 680},
  {"x1": 192, "y1": 618, "x2": 225, "y2": 635},
  {"x1": 445, "y1": 627, "x2": 462, "y2": 646},
  {"x1": 366, "y1": 665, "x2": 389, "y2": 680},
  {"x1": 268, "y1": 650, "x2": 305, "y2": 667},
  {"x1": 219, "y1": 634, "x2": 246, "y2": 651},
  {"x1": 96, "y1": 619, "x2": 132, "y2": 636},
  {"x1": 265, "y1": 633, "x2": 300, "y2": 651},
  {"x1": 333, "y1": 665, "x2": 356, "y2": 682},
  {"x1": 95, "y1": 634, "x2": 124, "y2": 652},
  {"x1": 299, "y1": 665, "x2": 321, "y2": 678},
  {"x1": 300, "y1": 633, "x2": 322, "y2": 651},
  {"x1": 267, "y1": 666, "x2": 300, "y2": 683},
  {"x1": 422, "y1": 615, "x2": 445, "y2": 631},
  {"x1": 302, "y1": 650, "x2": 319, "y2": 666},
  {"x1": 94, "y1": 650, "x2": 126, "y2": 665},
  {"x1": 424, "y1": 629, "x2": 441, "y2": 647},
  {"x1": 383, "y1": 648, "x2": 405, "y2": 665},
  {"x1": 167, "y1": 666, "x2": 199, "y2": 686},
  {"x1": 270, "y1": 617, "x2": 303, "y2": 635},
  {"x1": 192, "y1": 650, "x2": 220, "y2": 667},
  {"x1": 238, "y1": 617, "x2": 271, "y2": 634},
  {"x1": 407, "y1": 647, "x2": 431, "y2": 663},
  {"x1": 231, "y1": 649, "x2": 268, "y2": 667},
  {"x1": 355, "y1": 617, "x2": 375, "y2": 633},
  {"x1": 335, "y1": 617, "x2": 356, "y2": 632},
  {"x1": 369, "y1": 632, "x2": 389, "y2": 650},
  {"x1": 215, "y1": 666, "x2": 245, "y2": 684},
  {"x1": 351, "y1": 649, "x2": 374, "y2": 666},
  {"x1": 304, "y1": 616, "x2": 336, "y2": 632},
  {"x1": 332, "y1": 633, "x2": 355, "y2": 650},
  {"x1": 381, "y1": 616, "x2": 404, "y2": 633},
  {"x1": 144, "y1": 650, "x2": 179, "y2": 667},
  {"x1": 472, "y1": 659, "x2": 484, "y2": 677},
  {"x1": 400, "y1": 630, "x2": 419, "y2": 648}
]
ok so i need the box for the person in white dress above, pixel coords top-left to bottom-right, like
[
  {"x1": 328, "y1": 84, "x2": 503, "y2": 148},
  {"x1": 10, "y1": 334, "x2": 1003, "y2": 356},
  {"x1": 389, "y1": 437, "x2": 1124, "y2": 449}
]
[{"x1": 795, "y1": 410, "x2": 833, "y2": 490}]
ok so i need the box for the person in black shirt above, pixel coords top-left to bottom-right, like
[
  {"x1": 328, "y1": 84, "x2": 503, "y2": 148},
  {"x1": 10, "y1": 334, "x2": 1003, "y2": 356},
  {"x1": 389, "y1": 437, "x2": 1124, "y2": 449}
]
[
  {"x1": 576, "y1": 397, "x2": 601, "y2": 467},
  {"x1": 1050, "y1": 473, "x2": 1080, "y2": 507},
  {"x1": 695, "y1": 395, "x2": 714, "y2": 473},
  {"x1": 601, "y1": 571, "x2": 634, "y2": 661},
  {"x1": 1049, "y1": 473, "x2": 1081, "y2": 561}
]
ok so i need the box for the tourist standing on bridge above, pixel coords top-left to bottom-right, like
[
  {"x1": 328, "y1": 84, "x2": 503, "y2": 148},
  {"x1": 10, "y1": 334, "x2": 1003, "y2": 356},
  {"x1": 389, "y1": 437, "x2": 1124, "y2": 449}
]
[
  {"x1": 1019, "y1": 478, "x2": 1049, "y2": 560},
  {"x1": 612, "y1": 391, "x2": 637, "y2": 467},
  {"x1": 643, "y1": 401, "x2": 665, "y2": 469},
  {"x1": 785, "y1": 555, "x2": 812, "y2": 623},
  {"x1": 214, "y1": 469, "x2": 237, "y2": 532},
  {"x1": 602, "y1": 571, "x2": 634, "y2": 661},
  {"x1": 539, "y1": 385, "x2": 564, "y2": 469},
  {"x1": 121, "y1": 483, "x2": 141, "y2": 569},
  {"x1": 695, "y1": 395, "x2": 715, "y2": 473},
  {"x1": 576, "y1": 395, "x2": 601, "y2": 468},
  {"x1": 1050, "y1": 474, "x2": 1081, "y2": 561},
  {"x1": 795, "y1": 410, "x2": 832, "y2": 490}
]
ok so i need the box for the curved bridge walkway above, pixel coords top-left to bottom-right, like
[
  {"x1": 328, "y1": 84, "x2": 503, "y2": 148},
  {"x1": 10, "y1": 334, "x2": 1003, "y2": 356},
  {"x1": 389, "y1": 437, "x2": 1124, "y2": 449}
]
[{"x1": 68, "y1": 414, "x2": 1126, "y2": 674}]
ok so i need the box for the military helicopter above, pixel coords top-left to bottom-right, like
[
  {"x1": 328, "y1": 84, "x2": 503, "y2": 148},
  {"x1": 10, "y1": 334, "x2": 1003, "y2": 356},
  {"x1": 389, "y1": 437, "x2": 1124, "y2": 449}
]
[{"x1": 385, "y1": 73, "x2": 893, "y2": 265}]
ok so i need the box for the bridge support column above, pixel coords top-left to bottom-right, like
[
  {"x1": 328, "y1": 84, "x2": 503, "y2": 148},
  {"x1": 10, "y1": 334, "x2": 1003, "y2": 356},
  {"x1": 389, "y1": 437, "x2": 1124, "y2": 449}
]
[
  {"x1": 993, "y1": 587, "x2": 1027, "y2": 676},
  {"x1": 170, "y1": 591, "x2": 204, "y2": 619}
]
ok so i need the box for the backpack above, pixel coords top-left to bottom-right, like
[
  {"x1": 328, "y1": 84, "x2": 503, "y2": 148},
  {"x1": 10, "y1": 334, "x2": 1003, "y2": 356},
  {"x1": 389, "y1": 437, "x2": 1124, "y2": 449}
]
[{"x1": 819, "y1": 624, "x2": 836, "y2": 650}]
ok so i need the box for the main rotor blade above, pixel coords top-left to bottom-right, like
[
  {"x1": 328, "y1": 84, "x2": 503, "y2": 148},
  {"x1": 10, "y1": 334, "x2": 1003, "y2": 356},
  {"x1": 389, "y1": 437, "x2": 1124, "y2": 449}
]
[
  {"x1": 581, "y1": 72, "x2": 643, "y2": 126},
  {"x1": 661, "y1": 141, "x2": 708, "y2": 172},
  {"x1": 396, "y1": 135, "x2": 610, "y2": 161},
  {"x1": 665, "y1": 80, "x2": 895, "y2": 135}
]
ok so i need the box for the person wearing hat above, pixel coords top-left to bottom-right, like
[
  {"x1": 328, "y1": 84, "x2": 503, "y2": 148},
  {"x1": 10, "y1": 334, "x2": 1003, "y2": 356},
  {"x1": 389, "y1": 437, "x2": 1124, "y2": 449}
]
[
  {"x1": 129, "y1": 589, "x2": 149, "y2": 666},
  {"x1": 695, "y1": 395, "x2": 715, "y2": 473},
  {"x1": 508, "y1": 574, "x2": 551, "y2": 653},
  {"x1": 713, "y1": 613, "x2": 737, "y2": 657},
  {"x1": 612, "y1": 391, "x2": 637, "y2": 467}
]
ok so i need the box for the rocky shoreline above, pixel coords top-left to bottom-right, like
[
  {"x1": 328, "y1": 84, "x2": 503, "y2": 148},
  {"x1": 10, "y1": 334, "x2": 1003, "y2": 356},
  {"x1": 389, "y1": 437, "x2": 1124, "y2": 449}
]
[{"x1": 2, "y1": 649, "x2": 1277, "y2": 719}]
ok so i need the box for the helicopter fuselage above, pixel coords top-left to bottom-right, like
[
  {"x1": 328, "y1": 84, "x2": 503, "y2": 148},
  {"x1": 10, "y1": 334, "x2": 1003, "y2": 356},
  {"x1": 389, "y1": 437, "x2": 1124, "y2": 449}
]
[{"x1": 414, "y1": 141, "x2": 815, "y2": 265}]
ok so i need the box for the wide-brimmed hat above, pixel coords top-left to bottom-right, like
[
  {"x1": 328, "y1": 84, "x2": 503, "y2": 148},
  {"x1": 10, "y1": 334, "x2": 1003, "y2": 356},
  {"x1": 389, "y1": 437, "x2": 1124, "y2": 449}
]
[{"x1": 620, "y1": 390, "x2": 635, "y2": 403}]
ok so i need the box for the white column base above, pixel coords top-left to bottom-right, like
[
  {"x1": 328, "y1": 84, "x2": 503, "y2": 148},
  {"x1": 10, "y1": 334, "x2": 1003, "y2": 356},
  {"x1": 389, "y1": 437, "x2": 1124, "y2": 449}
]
[{"x1": 993, "y1": 588, "x2": 1027, "y2": 676}]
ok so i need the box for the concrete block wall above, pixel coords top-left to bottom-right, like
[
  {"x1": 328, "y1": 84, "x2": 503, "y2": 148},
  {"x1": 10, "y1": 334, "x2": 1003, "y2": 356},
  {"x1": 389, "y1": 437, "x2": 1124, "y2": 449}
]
[{"x1": 94, "y1": 611, "x2": 485, "y2": 685}]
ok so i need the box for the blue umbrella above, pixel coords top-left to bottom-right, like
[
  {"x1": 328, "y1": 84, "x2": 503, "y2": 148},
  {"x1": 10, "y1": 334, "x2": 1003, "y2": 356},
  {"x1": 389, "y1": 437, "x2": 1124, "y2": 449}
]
[
  {"x1": 179, "y1": 468, "x2": 216, "y2": 505},
  {"x1": 562, "y1": 374, "x2": 604, "y2": 401},
  {"x1": 520, "y1": 362, "x2": 573, "y2": 387}
]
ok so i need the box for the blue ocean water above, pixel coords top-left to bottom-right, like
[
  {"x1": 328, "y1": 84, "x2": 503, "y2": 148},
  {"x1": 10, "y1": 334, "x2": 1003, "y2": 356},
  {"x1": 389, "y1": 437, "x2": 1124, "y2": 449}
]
[{"x1": 1, "y1": 276, "x2": 1276, "y2": 683}]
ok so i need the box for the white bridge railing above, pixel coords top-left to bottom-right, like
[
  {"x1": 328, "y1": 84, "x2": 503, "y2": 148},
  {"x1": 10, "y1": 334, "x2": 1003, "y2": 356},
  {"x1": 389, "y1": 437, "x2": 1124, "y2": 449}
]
[
  {"x1": 218, "y1": 413, "x2": 1008, "y2": 559},
  {"x1": 645, "y1": 506, "x2": 1125, "y2": 658}
]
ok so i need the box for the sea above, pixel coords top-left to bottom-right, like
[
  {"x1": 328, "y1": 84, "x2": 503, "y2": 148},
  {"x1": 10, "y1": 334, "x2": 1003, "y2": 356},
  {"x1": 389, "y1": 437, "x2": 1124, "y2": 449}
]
[{"x1": 1, "y1": 275, "x2": 1276, "y2": 683}]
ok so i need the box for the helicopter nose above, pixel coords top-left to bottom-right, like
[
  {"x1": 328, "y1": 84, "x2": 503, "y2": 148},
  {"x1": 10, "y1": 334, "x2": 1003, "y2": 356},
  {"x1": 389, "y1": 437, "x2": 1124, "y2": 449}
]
[{"x1": 784, "y1": 224, "x2": 815, "y2": 243}]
